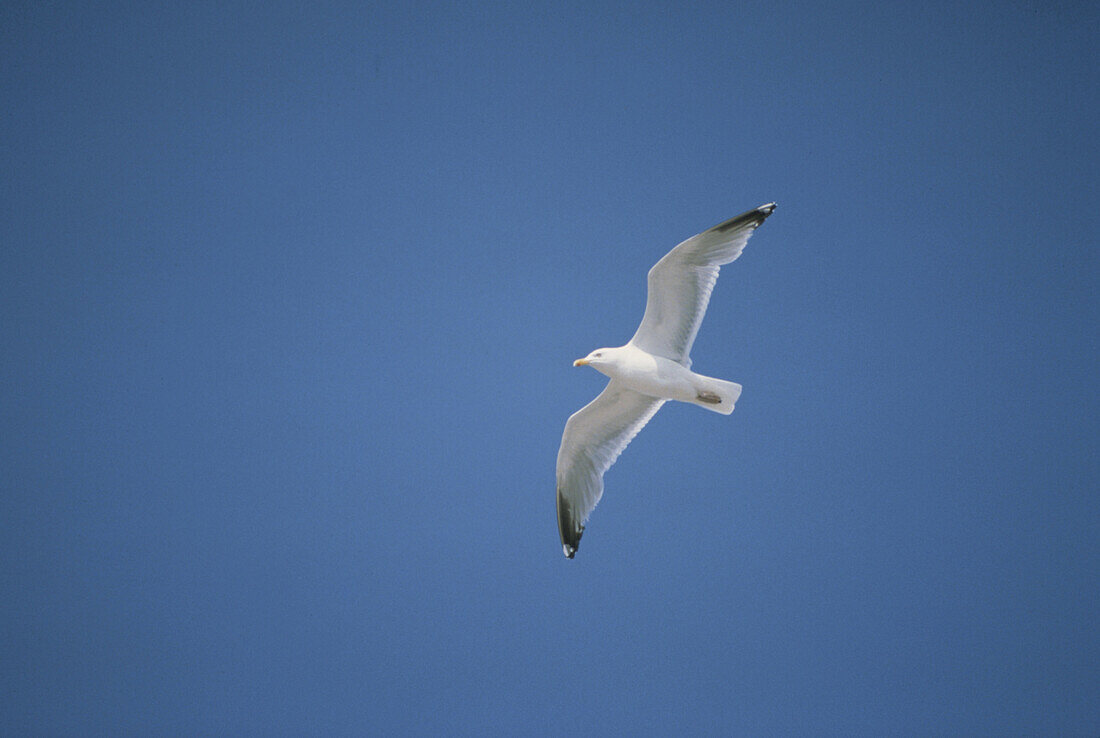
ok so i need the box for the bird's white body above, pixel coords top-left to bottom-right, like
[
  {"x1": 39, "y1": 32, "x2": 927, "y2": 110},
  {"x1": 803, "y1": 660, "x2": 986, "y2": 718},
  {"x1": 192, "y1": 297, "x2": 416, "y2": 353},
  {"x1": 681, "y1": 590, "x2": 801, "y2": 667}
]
[
  {"x1": 556, "y1": 202, "x2": 776, "y2": 557},
  {"x1": 578, "y1": 344, "x2": 741, "y2": 414}
]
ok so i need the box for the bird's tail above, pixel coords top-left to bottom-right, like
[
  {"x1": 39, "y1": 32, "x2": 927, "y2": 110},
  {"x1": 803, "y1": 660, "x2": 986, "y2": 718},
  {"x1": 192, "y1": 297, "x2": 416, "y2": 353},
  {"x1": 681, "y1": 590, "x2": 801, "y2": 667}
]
[{"x1": 690, "y1": 375, "x2": 741, "y2": 415}]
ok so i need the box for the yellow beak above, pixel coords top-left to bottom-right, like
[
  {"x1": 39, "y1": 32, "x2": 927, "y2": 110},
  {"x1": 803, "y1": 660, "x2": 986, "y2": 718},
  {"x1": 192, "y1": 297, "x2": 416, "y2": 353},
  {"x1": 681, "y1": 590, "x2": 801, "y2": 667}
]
[{"x1": 573, "y1": 358, "x2": 589, "y2": 367}]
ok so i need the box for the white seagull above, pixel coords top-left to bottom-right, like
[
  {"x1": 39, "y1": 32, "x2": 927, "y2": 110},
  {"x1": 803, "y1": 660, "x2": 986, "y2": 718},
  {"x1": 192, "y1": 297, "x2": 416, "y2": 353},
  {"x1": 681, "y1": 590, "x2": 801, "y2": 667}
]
[{"x1": 556, "y1": 203, "x2": 776, "y2": 558}]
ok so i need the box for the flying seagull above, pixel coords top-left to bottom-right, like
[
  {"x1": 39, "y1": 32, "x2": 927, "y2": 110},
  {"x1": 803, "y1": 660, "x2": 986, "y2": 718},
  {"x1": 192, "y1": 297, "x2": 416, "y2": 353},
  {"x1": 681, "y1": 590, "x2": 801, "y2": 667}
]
[{"x1": 556, "y1": 202, "x2": 776, "y2": 558}]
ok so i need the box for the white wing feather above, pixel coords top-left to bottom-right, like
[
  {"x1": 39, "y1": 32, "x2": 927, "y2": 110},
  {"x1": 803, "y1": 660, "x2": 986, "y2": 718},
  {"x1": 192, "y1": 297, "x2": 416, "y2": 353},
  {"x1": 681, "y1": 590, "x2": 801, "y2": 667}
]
[
  {"x1": 555, "y1": 381, "x2": 665, "y2": 557},
  {"x1": 629, "y1": 203, "x2": 776, "y2": 365}
]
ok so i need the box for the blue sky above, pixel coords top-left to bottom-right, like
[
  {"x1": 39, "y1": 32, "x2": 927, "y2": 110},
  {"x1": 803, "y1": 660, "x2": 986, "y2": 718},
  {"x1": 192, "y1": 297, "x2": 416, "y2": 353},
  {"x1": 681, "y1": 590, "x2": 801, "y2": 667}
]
[{"x1": 2, "y1": 1, "x2": 1097, "y2": 734}]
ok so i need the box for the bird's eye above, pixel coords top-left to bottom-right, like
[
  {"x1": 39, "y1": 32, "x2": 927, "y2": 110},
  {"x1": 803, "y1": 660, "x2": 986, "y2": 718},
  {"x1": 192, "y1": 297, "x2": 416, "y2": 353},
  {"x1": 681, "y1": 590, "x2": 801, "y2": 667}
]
[{"x1": 594, "y1": 352, "x2": 602, "y2": 358}]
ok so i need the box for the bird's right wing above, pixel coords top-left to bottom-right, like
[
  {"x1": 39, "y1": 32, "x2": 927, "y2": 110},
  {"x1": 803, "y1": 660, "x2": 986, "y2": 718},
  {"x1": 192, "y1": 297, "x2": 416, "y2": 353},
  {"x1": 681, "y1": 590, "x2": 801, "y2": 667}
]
[
  {"x1": 630, "y1": 203, "x2": 775, "y2": 365},
  {"x1": 556, "y1": 381, "x2": 665, "y2": 558}
]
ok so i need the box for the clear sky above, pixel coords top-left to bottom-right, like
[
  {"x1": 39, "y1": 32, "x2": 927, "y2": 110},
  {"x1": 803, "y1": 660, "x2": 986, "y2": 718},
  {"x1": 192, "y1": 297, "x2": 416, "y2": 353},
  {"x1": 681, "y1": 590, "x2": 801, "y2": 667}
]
[{"x1": 2, "y1": 1, "x2": 1097, "y2": 734}]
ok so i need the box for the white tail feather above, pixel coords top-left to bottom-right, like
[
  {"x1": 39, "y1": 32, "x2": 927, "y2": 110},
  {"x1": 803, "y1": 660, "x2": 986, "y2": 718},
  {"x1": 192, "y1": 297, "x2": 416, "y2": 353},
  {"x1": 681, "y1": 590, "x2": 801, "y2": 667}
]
[{"x1": 690, "y1": 375, "x2": 741, "y2": 415}]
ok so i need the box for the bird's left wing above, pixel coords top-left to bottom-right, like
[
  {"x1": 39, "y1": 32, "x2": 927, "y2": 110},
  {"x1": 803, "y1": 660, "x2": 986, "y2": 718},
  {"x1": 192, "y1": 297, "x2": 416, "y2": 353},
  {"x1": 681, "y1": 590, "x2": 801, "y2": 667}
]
[
  {"x1": 556, "y1": 381, "x2": 665, "y2": 558},
  {"x1": 629, "y1": 203, "x2": 775, "y2": 365}
]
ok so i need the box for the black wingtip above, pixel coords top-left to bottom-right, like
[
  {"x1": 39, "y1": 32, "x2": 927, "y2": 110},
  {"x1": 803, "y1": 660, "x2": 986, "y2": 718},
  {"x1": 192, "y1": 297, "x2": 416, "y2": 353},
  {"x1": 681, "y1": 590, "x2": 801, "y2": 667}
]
[
  {"x1": 710, "y1": 202, "x2": 777, "y2": 233},
  {"x1": 556, "y1": 489, "x2": 584, "y2": 559}
]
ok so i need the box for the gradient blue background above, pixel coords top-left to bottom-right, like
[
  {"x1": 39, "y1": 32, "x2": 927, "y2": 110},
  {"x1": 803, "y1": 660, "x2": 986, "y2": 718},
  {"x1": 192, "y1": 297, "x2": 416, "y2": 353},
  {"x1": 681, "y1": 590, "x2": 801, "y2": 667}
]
[{"x1": 2, "y1": 1, "x2": 1097, "y2": 734}]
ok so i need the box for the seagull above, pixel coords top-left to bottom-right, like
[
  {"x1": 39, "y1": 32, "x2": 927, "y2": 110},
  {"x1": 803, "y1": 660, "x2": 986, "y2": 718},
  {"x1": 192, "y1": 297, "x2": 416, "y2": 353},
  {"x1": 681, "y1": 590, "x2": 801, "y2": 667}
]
[{"x1": 556, "y1": 202, "x2": 776, "y2": 558}]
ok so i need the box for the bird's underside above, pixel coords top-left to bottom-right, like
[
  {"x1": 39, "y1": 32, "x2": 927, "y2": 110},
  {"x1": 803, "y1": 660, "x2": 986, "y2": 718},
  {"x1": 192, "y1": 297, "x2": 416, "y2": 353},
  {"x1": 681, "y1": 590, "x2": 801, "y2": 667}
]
[{"x1": 556, "y1": 202, "x2": 775, "y2": 558}]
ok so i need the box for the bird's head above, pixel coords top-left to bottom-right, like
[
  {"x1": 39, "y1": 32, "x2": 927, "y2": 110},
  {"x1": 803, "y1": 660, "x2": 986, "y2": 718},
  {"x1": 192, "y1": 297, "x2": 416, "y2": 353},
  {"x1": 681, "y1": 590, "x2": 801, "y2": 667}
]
[{"x1": 573, "y1": 347, "x2": 616, "y2": 369}]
